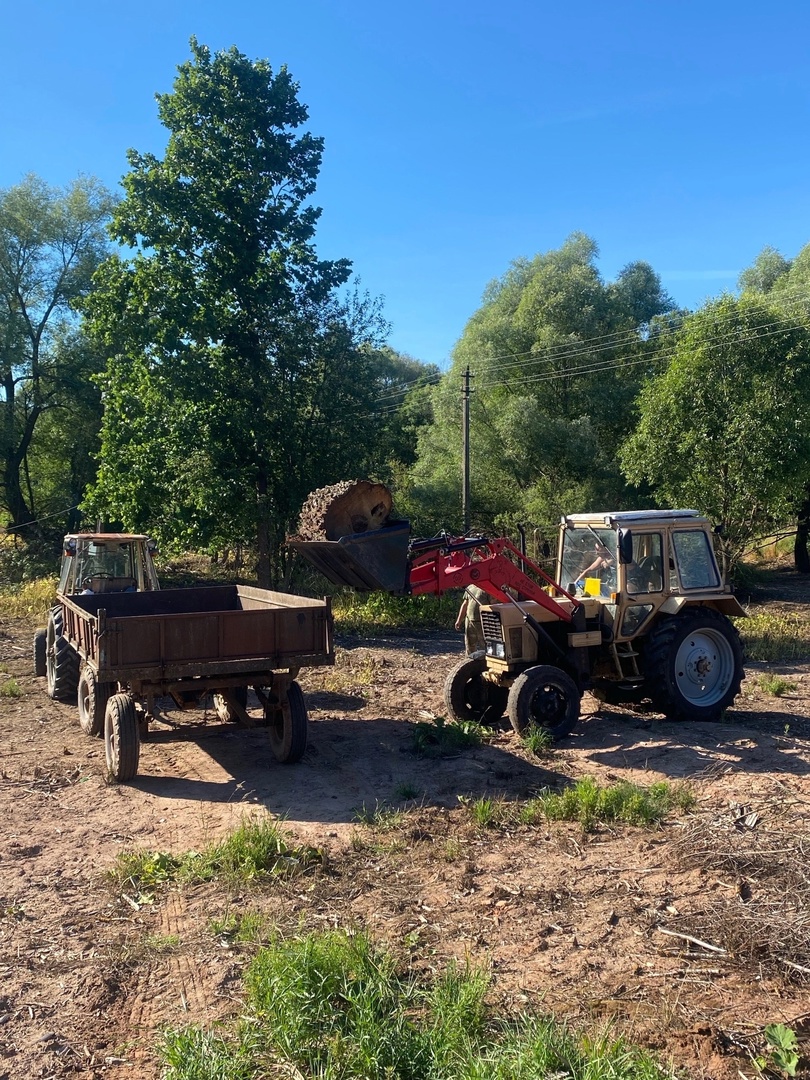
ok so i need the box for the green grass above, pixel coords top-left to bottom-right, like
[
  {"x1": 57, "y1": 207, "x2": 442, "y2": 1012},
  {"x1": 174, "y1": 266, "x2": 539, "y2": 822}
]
[
  {"x1": 522, "y1": 777, "x2": 695, "y2": 832},
  {"x1": 736, "y1": 609, "x2": 810, "y2": 662},
  {"x1": 353, "y1": 800, "x2": 407, "y2": 830},
  {"x1": 210, "y1": 911, "x2": 271, "y2": 945},
  {"x1": 112, "y1": 818, "x2": 323, "y2": 899},
  {"x1": 756, "y1": 673, "x2": 795, "y2": 697},
  {"x1": 412, "y1": 715, "x2": 484, "y2": 757},
  {"x1": 159, "y1": 928, "x2": 673, "y2": 1080},
  {"x1": 0, "y1": 676, "x2": 23, "y2": 698},
  {"x1": 521, "y1": 724, "x2": 554, "y2": 756},
  {"x1": 332, "y1": 590, "x2": 459, "y2": 633}
]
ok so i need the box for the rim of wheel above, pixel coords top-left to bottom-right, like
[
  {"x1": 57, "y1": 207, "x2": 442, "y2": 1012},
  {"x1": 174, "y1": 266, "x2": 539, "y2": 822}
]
[
  {"x1": 674, "y1": 628, "x2": 734, "y2": 706},
  {"x1": 527, "y1": 683, "x2": 568, "y2": 726}
]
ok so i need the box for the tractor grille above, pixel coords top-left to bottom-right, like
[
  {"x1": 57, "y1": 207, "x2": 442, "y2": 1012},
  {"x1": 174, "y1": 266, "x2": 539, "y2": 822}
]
[{"x1": 481, "y1": 609, "x2": 503, "y2": 644}]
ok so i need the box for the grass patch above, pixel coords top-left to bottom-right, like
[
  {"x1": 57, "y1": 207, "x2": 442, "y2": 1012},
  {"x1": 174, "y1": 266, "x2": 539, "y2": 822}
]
[
  {"x1": 0, "y1": 577, "x2": 56, "y2": 620},
  {"x1": 159, "y1": 928, "x2": 673, "y2": 1080},
  {"x1": 332, "y1": 590, "x2": 459, "y2": 633},
  {"x1": 736, "y1": 609, "x2": 810, "y2": 663},
  {"x1": 353, "y1": 801, "x2": 407, "y2": 830},
  {"x1": 521, "y1": 724, "x2": 554, "y2": 756},
  {"x1": 0, "y1": 676, "x2": 23, "y2": 698},
  {"x1": 525, "y1": 777, "x2": 695, "y2": 832},
  {"x1": 412, "y1": 715, "x2": 483, "y2": 757},
  {"x1": 756, "y1": 673, "x2": 795, "y2": 697},
  {"x1": 210, "y1": 910, "x2": 271, "y2": 945},
  {"x1": 112, "y1": 818, "x2": 323, "y2": 900}
]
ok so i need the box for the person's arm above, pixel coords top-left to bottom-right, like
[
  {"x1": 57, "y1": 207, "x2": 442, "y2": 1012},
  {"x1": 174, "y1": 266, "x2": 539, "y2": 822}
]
[{"x1": 455, "y1": 598, "x2": 468, "y2": 630}]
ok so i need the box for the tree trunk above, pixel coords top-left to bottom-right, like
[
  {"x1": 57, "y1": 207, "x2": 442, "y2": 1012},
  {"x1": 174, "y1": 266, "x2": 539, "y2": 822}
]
[
  {"x1": 255, "y1": 469, "x2": 272, "y2": 588},
  {"x1": 795, "y1": 492, "x2": 810, "y2": 574}
]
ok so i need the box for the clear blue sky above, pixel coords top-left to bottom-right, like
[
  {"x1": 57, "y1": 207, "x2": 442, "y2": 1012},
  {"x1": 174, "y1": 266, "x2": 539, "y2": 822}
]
[{"x1": 2, "y1": 0, "x2": 809, "y2": 368}]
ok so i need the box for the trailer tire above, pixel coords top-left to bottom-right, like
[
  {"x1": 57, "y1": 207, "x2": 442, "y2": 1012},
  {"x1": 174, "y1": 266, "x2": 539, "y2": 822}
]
[
  {"x1": 444, "y1": 654, "x2": 508, "y2": 726},
  {"x1": 33, "y1": 628, "x2": 47, "y2": 677},
  {"x1": 46, "y1": 607, "x2": 79, "y2": 704},
  {"x1": 78, "y1": 664, "x2": 111, "y2": 737},
  {"x1": 213, "y1": 686, "x2": 248, "y2": 723},
  {"x1": 507, "y1": 665, "x2": 580, "y2": 741},
  {"x1": 644, "y1": 608, "x2": 743, "y2": 722},
  {"x1": 105, "y1": 693, "x2": 140, "y2": 782},
  {"x1": 266, "y1": 681, "x2": 308, "y2": 764}
]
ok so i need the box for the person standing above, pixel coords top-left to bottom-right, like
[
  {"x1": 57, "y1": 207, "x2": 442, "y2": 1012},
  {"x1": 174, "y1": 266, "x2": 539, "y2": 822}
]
[{"x1": 455, "y1": 584, "x2": 490, "y2": 654}]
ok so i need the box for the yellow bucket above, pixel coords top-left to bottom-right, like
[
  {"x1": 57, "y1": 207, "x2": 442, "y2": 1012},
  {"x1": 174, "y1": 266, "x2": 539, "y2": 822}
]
[{"x1": 583, "y1": 577, "x2": 602, "y2": 597}]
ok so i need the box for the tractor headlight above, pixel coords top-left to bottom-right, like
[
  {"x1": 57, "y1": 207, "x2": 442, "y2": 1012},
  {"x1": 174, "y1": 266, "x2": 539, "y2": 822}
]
[{"x1": 486, "y1": 641, "x2": 506, "y2": 659}]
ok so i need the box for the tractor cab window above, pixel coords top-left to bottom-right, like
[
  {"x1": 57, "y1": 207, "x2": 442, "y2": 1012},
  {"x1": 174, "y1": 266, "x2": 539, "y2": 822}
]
[
  {"x1": 672, "y1": 529, "x2": 720, "y2": 590},
  {"x1": 561, "y1": 528, "x2": 617, "y2": 596},
  {"x1": 74, "y1": 541, "x2": 137, "y2": 593},
  {"x1": 626, "y1": 533, "x2": 664, "y2": 594}
]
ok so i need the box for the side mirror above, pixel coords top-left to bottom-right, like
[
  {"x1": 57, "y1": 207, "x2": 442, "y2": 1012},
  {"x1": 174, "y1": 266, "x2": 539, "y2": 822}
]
[
  {"x1": 618, "y1": 529, "x2": 633, "y2": 564},
  {"x1": 146, "y1": 539, "x2": 158, "y2": 554}
]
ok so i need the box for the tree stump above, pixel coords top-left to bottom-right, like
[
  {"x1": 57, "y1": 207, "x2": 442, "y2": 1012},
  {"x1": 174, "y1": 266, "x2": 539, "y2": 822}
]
[{"x1": 293, "y1": 480, "x2": 393, "y2": 542}]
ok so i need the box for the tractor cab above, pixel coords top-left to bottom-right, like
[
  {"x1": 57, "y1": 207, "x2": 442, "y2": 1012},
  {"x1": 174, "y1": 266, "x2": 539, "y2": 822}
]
[{"x1": 58, "y1": 533, "x2": 160, "y2": 596}]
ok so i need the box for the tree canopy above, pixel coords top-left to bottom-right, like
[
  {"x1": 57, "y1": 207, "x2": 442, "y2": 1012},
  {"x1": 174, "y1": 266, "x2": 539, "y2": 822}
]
[
  {"x1": 84, "y1": 40, "x2": 406, "y2": 585},
  {"x1": 0, "y1": 175, "x2": 114, "y2": 538},
  {"x1": 620, "y1": 295, "x2": 810, "y2": 571}
]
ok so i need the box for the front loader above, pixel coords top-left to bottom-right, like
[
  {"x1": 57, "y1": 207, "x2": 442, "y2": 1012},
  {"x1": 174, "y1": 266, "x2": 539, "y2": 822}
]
[{"x1": 290, "y1": 505, "x2": 746, "y2": 740}]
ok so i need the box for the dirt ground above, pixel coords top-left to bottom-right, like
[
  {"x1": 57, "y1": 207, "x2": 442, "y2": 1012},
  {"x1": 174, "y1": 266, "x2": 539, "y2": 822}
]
[{"x1": 2, "y1": 574, "x2": 810, "y2": 1079}]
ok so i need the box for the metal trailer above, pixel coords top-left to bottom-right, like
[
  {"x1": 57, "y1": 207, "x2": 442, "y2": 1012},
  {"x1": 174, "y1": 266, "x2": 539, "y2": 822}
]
[{"x1": 58, "y1": 584, "x2": 334, "y2": 781}]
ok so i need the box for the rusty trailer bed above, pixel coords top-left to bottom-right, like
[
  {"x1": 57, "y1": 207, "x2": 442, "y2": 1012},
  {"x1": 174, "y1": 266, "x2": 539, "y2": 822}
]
[{"x1": 61, "y1": 584, "x2": 333, "y2": 695}]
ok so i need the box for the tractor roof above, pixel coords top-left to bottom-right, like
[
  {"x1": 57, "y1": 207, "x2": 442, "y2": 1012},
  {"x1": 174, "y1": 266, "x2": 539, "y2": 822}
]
[{"x1": 562, "y1": 510, "x2": 706, "y2": 528}]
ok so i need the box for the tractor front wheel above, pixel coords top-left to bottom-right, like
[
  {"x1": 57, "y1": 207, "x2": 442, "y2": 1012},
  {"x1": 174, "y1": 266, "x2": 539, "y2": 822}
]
[
  {"x1": 507, "y1": 665, "x2": 580, "y2": 741},
  {"x1": 444, "y1": 655, "x2": 508, "y2": 726},
  {"x1": 644, "y1": 608, "x2": 743, "y2": 721}
]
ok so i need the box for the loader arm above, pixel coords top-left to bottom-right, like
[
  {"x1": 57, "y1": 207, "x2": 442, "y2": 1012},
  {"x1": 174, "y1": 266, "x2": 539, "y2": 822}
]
[{"x1": 407, "y1": 534, "x2": 578, "y2": 623}]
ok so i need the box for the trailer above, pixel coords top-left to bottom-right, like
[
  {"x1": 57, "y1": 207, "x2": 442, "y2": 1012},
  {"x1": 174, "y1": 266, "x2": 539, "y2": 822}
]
[{"x1": 56, "y1": 584, "x2": 333, "y2": 781}]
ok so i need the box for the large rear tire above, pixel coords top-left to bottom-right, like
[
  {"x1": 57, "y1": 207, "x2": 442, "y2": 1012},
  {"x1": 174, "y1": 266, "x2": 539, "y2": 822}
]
[
  {"x1": 78, "y1": 665, "x2": 111, "y2": 737},
  {"x1": 45, "y1": 608, "x2": 79, "y2": 704},
  {"x1": 644, "y1": 608, "x2": 743, "y2": 721},
  {"x1": 444, "y1": 654, "x2": 508, "y2": 726},
  {"x1": 104, "y1": 692, "x2": 140, "y2": 782},
  {"x1": 507, "y1": 665, "x2": 580, "y2": 741},
  {"x1": 266, "y1": 681, "x2": 308, "y2": 764}
]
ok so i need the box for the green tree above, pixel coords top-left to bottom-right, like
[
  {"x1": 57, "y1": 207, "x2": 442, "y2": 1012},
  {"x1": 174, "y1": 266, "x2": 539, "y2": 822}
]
[
  {"x1": 407, "y1": 234, "x2": 675, "y2": 536},
  {"x1": 620, "y1": 295, "x2": 810, "y2": 572},
  {"x1": 0, "y1": 175, "x2": 114, "y2": 537},
  {"x1": 85, "y1": 41, "x2": 390, "y2": 585}
]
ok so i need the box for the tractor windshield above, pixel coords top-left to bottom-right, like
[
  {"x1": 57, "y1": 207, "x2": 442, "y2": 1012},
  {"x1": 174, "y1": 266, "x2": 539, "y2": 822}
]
[
  {"x1": 560, "y1": 528, "x2": 618, "y2": 596},
  {"x1": 73, "y1": 541, "x2": 137, "y2": 593}
]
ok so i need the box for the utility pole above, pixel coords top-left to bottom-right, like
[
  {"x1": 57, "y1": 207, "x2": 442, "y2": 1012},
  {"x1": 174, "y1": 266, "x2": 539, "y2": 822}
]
[{"x1": 462, "y1": 366, "x2": 472, "y2": 534}]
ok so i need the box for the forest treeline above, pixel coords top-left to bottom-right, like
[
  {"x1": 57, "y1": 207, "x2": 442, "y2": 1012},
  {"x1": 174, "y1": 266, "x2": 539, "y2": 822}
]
[{"x1": 3, "y1": 40, "x2": 810, "y2": 587}]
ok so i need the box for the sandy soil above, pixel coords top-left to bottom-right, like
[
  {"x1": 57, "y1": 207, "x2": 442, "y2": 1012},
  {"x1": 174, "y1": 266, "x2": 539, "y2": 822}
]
[{"x1": 1, "y1": 578, "x2": 810, "y2": 1079}]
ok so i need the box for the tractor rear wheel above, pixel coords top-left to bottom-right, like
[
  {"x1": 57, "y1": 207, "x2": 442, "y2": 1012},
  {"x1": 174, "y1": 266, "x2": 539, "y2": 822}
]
[
  {"x1": 45, "y1": 607, "x2": 79, "y2": 704},
  {"x1": 507, "y1": 665, "x2": 580, "y2": 741},
  {"x1": 644, "y1": 608, "x2": 743, "y2": 721},
  {"x1": 104, "y1": 692, "x2": 140, "y2": 782},
  {"x1": 444, "y1": 655, "x2": 508, "y2": 726},
  {"x1": 266, "y1": 681, "x2": 308, "y2": 763}
]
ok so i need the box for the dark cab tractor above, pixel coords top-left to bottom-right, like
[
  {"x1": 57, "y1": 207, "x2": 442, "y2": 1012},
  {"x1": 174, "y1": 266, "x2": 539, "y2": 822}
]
[
  {"x1": 290, "y1": 507, "x2": 746, "y2": 741},
  {"x1": 33, "y1": 533, "x2": 160, "y2": 696}
]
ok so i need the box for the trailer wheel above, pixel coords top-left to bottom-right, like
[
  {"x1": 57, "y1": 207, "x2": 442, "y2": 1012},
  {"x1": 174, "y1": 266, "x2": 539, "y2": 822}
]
[
  {"x1": 266, "y1": 681, "x2": 308, "y2": 764},
  {"x1": 78, "y1": 664, "x2": 111, "y2": 737},
  {"x1": 212, "y1": 686, "x2": 248, "y2": 723},
  {"x1": 644, "y1": 608, "x2": 743, "y2": 721},
  {"x1": 33, "y1": 628, "x2": 47, "y2": 677},
  {"x1": 105, "y1": 692, "x2": 140, "y2": 782},
  {"x1": 507, "y1": 665, "x2": 580, "y2": 741},
  {"x1": 444, "y1": 654, "x2": 508, "y2": 726},
  {"x1": 45, "y1": 607, "x2": 79, "y2": 704}
]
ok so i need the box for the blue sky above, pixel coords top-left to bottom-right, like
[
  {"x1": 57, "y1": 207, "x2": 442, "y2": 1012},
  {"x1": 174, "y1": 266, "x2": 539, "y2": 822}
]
[{"x1": 2, "y1": 0, "x2": 809, "y2": 367}]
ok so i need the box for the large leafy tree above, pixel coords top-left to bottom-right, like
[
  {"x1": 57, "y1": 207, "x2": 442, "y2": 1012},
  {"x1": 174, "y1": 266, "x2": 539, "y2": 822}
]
[
  {"x1": 85, "y1": 41, "x2": 391, "y2": 585},
  {"x1": 0, "y1": 175, "x2": 114, "y2": 537},
  {"x1": 407, "y1": 234, "x2": 676, "y2": 537},
  {"x1": 620, "y1": 295, "x2": 810, "y2": 572}
]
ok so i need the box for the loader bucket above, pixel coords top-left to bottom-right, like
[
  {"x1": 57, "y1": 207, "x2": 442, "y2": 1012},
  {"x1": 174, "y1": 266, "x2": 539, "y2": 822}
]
[{"x1": 288, "y1": 520, "x2": 412, "y2": 593}]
